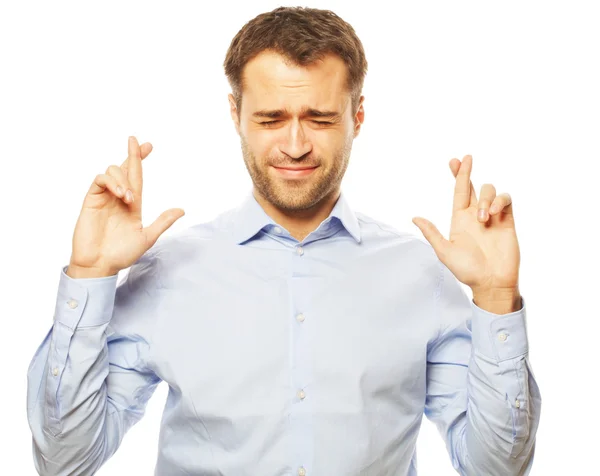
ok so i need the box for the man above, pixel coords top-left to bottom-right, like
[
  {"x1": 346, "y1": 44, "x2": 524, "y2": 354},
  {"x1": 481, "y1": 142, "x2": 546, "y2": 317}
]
[{"x1": 26, "y1": 6, "x2": 540, "y2": 476}]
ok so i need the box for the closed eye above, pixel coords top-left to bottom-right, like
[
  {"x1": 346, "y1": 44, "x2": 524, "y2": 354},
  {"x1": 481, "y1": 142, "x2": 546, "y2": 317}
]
[{"x1": 260, "y1": 120, "x2": 334, "y2": 126}]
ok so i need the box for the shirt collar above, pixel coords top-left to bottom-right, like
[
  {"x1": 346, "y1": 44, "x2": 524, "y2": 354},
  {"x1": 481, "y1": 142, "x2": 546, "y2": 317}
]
[{"x1": 229, "y1": 189, "x2": 362, "y2": 245}]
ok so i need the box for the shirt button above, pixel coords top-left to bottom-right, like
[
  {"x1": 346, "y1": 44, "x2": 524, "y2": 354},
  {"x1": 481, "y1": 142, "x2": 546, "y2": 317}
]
[
  {"x1": 274, "y1": 226, "x2": 282, "y2": 234},
  {"x1": 296, "y1": 246, "x2": 304, "y2": 256},
  {"x1": 296, "y1": 313, "x2": 305, "y2": 322},
  {"x1": 67, "y1": 299, "x2": 78, "y2": 309},
  {"x1": 52, "y1": 367, "x2": 59, "y2": 376},
  {"x1": 297, "y1": 389, "x2": 306, "y2": 400},
  {"x1": 498, "y1": 333, "x2": 507, "y2": 342},
  {"x1": 298, "y1": 466, "x2": 306, "y2": 476}
]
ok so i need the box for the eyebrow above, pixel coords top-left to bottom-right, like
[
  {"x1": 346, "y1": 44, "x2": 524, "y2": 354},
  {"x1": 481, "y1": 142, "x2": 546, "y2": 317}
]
[{"x1": 252, "y1": 107, "x2": 341, "y2": 119}]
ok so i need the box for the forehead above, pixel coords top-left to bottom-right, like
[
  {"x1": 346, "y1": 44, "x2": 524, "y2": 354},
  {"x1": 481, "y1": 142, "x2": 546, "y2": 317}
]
[{"x1": 241, "y1": 50, "x2": 350, "y2": 112}]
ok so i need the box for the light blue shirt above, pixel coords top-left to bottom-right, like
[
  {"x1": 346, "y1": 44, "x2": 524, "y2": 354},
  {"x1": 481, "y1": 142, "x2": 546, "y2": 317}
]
[{"x1": 27, "y1": 189, "x2": 541, "y2": 475}]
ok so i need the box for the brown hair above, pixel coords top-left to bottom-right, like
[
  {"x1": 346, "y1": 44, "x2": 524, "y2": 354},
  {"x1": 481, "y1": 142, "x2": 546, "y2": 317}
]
[{"x1": 223, "y1": 6, "x2": 368, "y2": 115}]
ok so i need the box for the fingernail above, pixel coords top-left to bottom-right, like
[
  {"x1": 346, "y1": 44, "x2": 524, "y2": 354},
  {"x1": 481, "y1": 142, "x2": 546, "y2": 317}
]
[
  {"x1": 478, "y1": 209, "x2": 487, "y2": 220},
  {"x1": 489, "y1": 205, "x2": 498, "y2": 214},
  {"x1": 126, "y1": 190, "x2": 134, "y2": 202},
  {"x1": 116, "y1": 186, "x2": 123, "y2": 196}
]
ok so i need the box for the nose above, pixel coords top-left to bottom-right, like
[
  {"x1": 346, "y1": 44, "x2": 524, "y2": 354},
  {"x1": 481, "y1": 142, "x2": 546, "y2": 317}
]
[{"x1": 278, "y1": 119, "x2": 313, "y2": 159}]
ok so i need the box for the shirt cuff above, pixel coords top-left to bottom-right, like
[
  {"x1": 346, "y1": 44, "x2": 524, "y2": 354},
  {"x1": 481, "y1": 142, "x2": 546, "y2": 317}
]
[
  {"x1": 470, "y1": 295, "x2": 529, "y2": 362},
  {"x1": 53, "y1": 264, "x2": 119, "y2": 329}
]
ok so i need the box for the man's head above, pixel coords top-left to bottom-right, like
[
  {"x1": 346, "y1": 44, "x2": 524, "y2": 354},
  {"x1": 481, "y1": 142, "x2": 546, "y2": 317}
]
[{"x1": 223, "y1": 7, "x2": 367, "y2": 213}]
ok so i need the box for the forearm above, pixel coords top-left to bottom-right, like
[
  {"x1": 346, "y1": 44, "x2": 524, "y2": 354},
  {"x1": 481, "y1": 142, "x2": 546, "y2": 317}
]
[
  {"x1": 453, "y1": 299, "x2": 541, "y2": 475},
  {"x1": 457, "y1": 353, "x2": 540, "y2": 474},
  {"x1": 26, "y1": 266, "x2": 122, "y2": 475},
  {"x1": 27, "y1": 323, "x2": 118, "y2": 475}
]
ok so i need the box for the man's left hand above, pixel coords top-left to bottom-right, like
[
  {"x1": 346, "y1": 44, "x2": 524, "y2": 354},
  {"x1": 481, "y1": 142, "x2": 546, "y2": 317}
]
[{"x1": 412, "y1": 155, "x2": 521, "y2": 308}]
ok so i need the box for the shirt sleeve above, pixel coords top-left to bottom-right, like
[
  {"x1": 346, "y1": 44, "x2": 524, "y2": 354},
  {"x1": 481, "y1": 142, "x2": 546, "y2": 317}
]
[
  {"x1": 424, "y1": 260, "x2": 542, "y2": 475},
  {"x1": 26, "y1": 250, "x2": 163, "y2": 475}
]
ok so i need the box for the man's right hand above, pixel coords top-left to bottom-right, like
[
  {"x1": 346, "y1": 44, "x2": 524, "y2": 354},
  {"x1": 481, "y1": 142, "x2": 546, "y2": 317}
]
[{"x1": 66, "y1": 136, "x2": 185, "y2": 279}]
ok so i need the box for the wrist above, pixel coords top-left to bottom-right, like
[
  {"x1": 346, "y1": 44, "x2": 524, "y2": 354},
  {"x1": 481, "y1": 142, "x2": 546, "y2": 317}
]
[
  {"x1": 66, "y1": 262, "x2": 118, "y2": 279},
  {"x1": 472, "y1": 286, "x2": 522, "y2": 314}
]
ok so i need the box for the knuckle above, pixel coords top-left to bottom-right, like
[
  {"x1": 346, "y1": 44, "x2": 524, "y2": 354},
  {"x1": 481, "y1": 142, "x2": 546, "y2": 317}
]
[{"x1": 106, "y1": 164, "x2": 121, "y2": 175}]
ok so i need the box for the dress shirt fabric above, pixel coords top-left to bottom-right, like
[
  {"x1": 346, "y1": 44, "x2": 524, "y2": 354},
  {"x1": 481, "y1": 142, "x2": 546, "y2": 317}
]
[{"x1": 27, "y1": 189, "x2": 541, "y2": 475}]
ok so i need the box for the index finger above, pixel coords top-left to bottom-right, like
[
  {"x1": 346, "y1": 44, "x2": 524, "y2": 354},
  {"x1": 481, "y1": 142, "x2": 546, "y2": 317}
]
[
  {"x1": 449, "y1": 158, "x2": 477, "y2": 207},
  {"x1": 120, "y1": 141, "x2": 153, "y2": 175},
  {"x1": 125, "y1": 136, "x2": 143, "y2": 194},
  {"x1": 452, "y1": 154, "x2": 473, "y2": 211}
]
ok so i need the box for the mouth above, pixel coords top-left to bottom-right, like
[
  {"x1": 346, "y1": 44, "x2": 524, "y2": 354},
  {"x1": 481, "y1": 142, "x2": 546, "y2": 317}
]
[{"x1": 271, "y1": 165, "x2": 318, "y2": 178}]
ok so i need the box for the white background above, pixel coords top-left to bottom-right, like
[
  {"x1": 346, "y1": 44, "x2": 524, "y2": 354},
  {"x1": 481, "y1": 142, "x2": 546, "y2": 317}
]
[{"x1": 1, "y1": 1, "x2": 598, "y2": 474}]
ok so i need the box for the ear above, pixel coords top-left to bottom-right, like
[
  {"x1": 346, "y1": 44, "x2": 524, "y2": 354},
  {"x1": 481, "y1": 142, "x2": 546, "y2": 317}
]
[
  {"x1": 228, "y1": 94, "x2": 240, "y2": 136},
  {"x1": 353, "y1": 95, "x2": 365, "y2": 139}
]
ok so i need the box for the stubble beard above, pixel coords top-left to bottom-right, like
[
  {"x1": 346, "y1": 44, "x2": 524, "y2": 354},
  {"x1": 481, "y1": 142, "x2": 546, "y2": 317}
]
[{"x1": 240, "y1": 134, "x2": 353, "y2": 212}]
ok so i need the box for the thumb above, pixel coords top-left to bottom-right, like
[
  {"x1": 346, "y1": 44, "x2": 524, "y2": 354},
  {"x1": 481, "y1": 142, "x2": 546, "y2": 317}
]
[
  {"x1": 143, "y1": 208, "x2": 186, "y2": 248},
  {"x1": 412, "y1": 217, "x2": 450, "y2": 258}
]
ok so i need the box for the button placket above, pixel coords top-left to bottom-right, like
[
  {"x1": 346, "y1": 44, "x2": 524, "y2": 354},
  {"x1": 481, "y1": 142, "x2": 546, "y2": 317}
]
[{"x1": 290, "y1": 243, "x2": 312, "y2": 472}]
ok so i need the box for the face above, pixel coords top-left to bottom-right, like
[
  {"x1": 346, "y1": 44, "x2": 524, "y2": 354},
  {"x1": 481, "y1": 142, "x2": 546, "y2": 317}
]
[{"x1": 229, "y1": 50, "x2": 364, "y2": 212}]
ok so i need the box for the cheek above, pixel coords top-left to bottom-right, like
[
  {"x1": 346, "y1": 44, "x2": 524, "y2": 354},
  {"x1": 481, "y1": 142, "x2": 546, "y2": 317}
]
[
  {"x1": 242, "y1": 131, "x2": 269, "y2": 155},
  {"x1": 247, "y1": 131, "x2": 285, "y2": 159}
]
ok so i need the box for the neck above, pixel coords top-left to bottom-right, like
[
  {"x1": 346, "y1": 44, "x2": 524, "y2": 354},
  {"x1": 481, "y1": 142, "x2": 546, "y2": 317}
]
[{"x1": 253, "y1": 188, "x2": 340, "y2": 242}]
